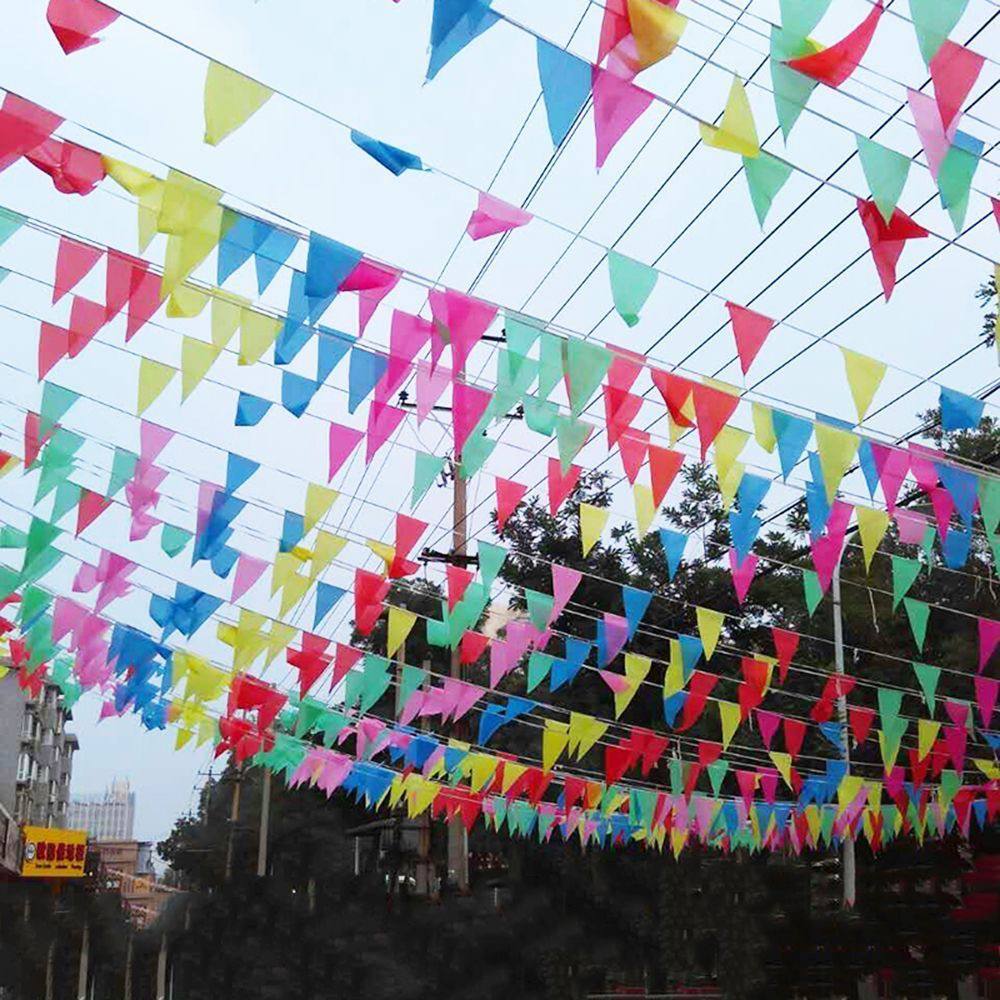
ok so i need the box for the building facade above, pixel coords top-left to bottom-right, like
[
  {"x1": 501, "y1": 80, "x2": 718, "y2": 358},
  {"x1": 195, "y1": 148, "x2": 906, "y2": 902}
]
[
  {"x1": 67, "y1": 777, "x2": 136, "y2": 841},
  {"x1": 0, "y1": 677, "x2": 78, "y2": 836}
]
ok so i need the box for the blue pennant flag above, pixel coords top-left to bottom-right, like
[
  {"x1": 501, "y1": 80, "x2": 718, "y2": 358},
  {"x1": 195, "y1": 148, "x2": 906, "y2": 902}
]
[
  {"x1": 225, "y1": 453, "x2": 259, "y2": 494},
  {"x1": 314, "y1": 583, "x2": 347, "y2": 628},
  {"x1": 477, "y1": 703, "x2": 507, "y2": 745},
  {"x1": 818, "y1": 722, "x2": 846, "y2": 756},
  {"x1": 550, "y1": 637, "x2": 591, "y2": 690},
  {"x1": 942, "y1": 525, "x2": 971, "y2": 568},
  {"x1": 280, "y1": 510, "x2": 306, "y2": 553},
  {"x1": 663, "y1": 691, "x2": 687, "y2": 727},
  {"x1": 728, "y1": 512, "x2": 761, "y2": 562},
  {"x1": 317, "y1": 327, "x2": 355, "y2": 384},
  {"x1": 658, "y1": 528, "x2": 688, "y2": 580},
  {"x1": 276, "y1": 271, "x2": 315, "y2": 365},
  {"x1": 773, "y1": 411, "x2": 813, "y2": 479},
  {"x1": 350, "y1": 130, "x2": 424, "y2": 175},
  {"x1": 857, "y1": 439, "x2": 879, "y2": 497},
  {"x1": 254, "y1": 221, "x2": 298, "y2": 295},
  {"x1": 736, "y1": 472, "x2": 770, "y2": 514},
  {"x1": 210, "y1": 544, "x2": 240, "y2": 580},
  {"x1": 939, "y1": 386, "x2": 984, "y2": 432},
  {"x1": 678, "y1": 635, "x2": 703, "y2": 676},
  {"x1": 281, "y1": 372, "x2": 319, "y2": 418},
  {"x1": 305, "y1": 232, "x2": 362, "y2": 315},
  {"x1": 217, "y1": 212, "x2": 257, "y2": 285},
  {"x1": 348, "y1": 347, "x2": 389, "y2": 413},
  {"x1": 235, "y1": 392, "x2": 272, "y2": 427},
  {"x1": 427, "y1": 0, "x2": 499, "y2": 81},
  {"x1": 936, "y1": 462, "x2": 978, "y2": 526},
  {"x1": 622, "y1": 585, "x2": 652, "y2": 639},
  {"x1": 536, "y1": 37, "x2": 591, "y2": 147}
]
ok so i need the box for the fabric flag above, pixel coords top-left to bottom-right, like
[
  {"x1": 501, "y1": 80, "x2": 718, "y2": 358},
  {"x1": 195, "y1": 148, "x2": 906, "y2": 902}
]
[
  {"x1": 349, "y1": 130, "x2": 423, "y2": 175},
  {"x1": 855, "y1": 135, "x2": 911, "y2": 224},
  {"x1": 328, "y1": 423, "x2": 364, "y2": 481},
  {"x1": 978, "y1": 617, "x2": 1000, "y2": 673},
  {"x1": 658, "y1": 528, "x2": 687, "y2": 580},
  {"x1": 608, "y1": 251, "x2": 657, "y2": 327},
  {"x1": 452, "y1": 382, "x2": 492, "y2": 455},
  {"x1": 649, "y1": 445, "x2": 683, "y2": 508},
  {"x1": 203, "y1": 61, "x2": 273, "y2": 145},
  {"x1": 903, "y1": 597, "x2": 930, "y2": 651},
  {"x1": 930, "y1": 41, "x2": 983, "y2": 132},
  {"x1": 699, "y1": 77, "x2": 759, "y2": 157},
  {"x1": 495, "y1": 477, "x2": 527, "y2": 531},
  {"x1": 786, "y1": 2, "x2": 884, "y2": 87},
  {"x1": 53, "y1": 237, "x2": 102, "y2": 304},
  {"x1": 696, "y1": 607, "x2": 724, "y2": 660},
  {"x1": 625, "y1": 0, "x2": 687, "y2": 71},
  {"x1": 46, "y1": 0, "x2": 118, "y2": 54},
  {"x1": 855, "y1": 506, "x2": 889, "y2": 571},
  {"x1": 136, "y1": 359, "x2": 175, "y2": 415},
  {"x1": 426, "y1": 0, "x2": 499, "y2": 81},
  {"x1": 909, "y1": 0, "x2": 969, "y2": 65},
  {"x1": 726, "y1": 303, "x2": 775, "y2": 375},
  {"x1": 536, "y1": 39, "x2": 592, "y2": 148},
  {"x1": 856, "y1": 199, "x2": 929, "y2": 300},
  {"x1": 466, "y1": 191, "x2": 532, "y2": 240},
  {"x1": 547, "y1": 457, "x2": 580, "y2": 515},
  {"x1": 939, "y1": 386, "x2": 983, "y2": 431},
  {"x1": 592, "y1": 66, "x2": 655, "y2": 168},
  {"x1": 742, "y1": 153, "x2": 793, "y2": 227},
  {"x1": 580, "y1": 503, "x2": 609, "y2": 557}
]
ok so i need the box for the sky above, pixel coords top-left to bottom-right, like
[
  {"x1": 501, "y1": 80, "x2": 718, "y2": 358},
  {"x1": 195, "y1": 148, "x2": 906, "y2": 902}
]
[{"x1": 0, "y1": 0, "x2": 997, "y2": 847}]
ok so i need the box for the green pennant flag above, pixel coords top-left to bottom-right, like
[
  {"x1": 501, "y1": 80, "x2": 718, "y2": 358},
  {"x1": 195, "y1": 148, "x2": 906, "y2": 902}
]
[
  {"x1": 527, "y1": 651, "x2": 554, "y2": 693},
  {"x1": 35, "y1": 428, "x2": 83, "y2": 501},
  {"x1": 770, "y1": 28, "x2": 821, "y2": 140},
  {"x1": 903, "y1": 597, "x2": 930, "y2": 651},
  {"x1": 522, "y1": 396, "x2": 559, "y2": 436},
  {"x1": 742, "y1": 152, "x2": 794, "y2": 227},
  {"x1": 21, "y1": 517, "x2": 62, "y2": 585},
  {"x1": 0, "y1": 527, "x2": 26, "y2": 549},
  {"x1": 668, "y1": 757, "x2": 685, "y2": 796},
  {"x1": 778, "y1": 0, "x2": 833, "y2": 37},
  {"x1": 912, "y1": 662, "x2": 940, "y2": 714},
  {"x1": 293, "y1": 697, "x2": 327, "y2": 737},
  {"x1": 707, "y1": 758, "x2": 730, "y2": 796},
  {"x1": 891, "y1": 555, "x2": 922, "y2": 609},
  {"x1": 979, "y1": 477, "x2": 1000, "y2": 534},
  {"x1": 343, "y1": 669, "x2": 365, "y2": 711},
  {"x1": 50, "y1": 480, "x2": 81, "y2": 526},
  {"x1": 458, "y1": 433, "x2": 496, "y2": 480},
  {"x1": 989, "y1": 533, "x2": 1000, "y2": 572},
  {"x1": 524, "y1": 589, "x2": 555, "y2": 631},
  {"x1": 908, "y1": 0, "x2": 970, "y2": 64},
  {"x1": 608, "y1": 251, "x2": 658, "y2": 327},
  {"x1": 39, "y1": 383, "x2": 80, "y2": 434},
  {"x1": 0, "y1": 206, "x2": 25, "y2": 247},
  {"x1": 536, "y1": 333, "x2": 565, "y2": 401},
  {"x1": 803, "y1": 569, "x2": 823, "y2": 615},
  {"x1": 478, "y1": 541, "x2": 507, "y2": 588},
  {"x1": 504, "y1": 313, "x2": 542, "y2": 363},
  {"x1": 492, "y1": 349, "x2": 538, "y2": 418},
  {"x1": 109, "y1": 447, "x2": 138, "y2": 498},
  {"x1": 411, "y1": 452, "x2": 445, "y2": 509},
  {"x1": 426, "y1": 616, "x2": 450, "y2": 648},
  {"x1": 161, "y1": 524, "x2": 193, "y2": 558},
  {"x1": 18, "y1": 586, "x2": 52, "y2": 627},
  {"x1": 564, "y1": 339, "x2": 612, "y2": 417},
  {"x1": 937, "y1": 142, "x2": 979, "y2": 232},
  {"x1": 399, "y1": 664, "x2": 427, "y2": 706},
  {"x1": 877, "y1": 687, "x2": 904, "y2": 730},
  {"x1": 938, "y1": 769, "x2": 962, "y2": 810},
  {"x1": 555, "y1": 415, "x2": 593, "y2": 472},
  {"x1": 855, "y1": 135, "x2": 911, "y2": 224}
]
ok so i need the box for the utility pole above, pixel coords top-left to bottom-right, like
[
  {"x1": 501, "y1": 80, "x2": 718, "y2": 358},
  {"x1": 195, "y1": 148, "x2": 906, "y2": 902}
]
[
  {"x1": 256, "y1": 767, "x2": 271, "y2": 878},
  {"x1": 224, "y1": 765, "x2": 242, "y2": 882},
  {"x1": 123, "y1": 934, "x2": 133, "y2": 1000},
  {"x1": 447, "y1": 460, "x2": 470, "y2": 893},
  {"x1": 831, "y1": 561, "x2": 856, "y2": 909},
  {"x1": 44, "y1": 937, "x2": 55, "y2": 1000},
  {"x1": 76, "y1": 921, "x2": 89, "y2": 1000},
  {"x1": 155, "y1": 932, "x2": 168, "y2": 1000}
]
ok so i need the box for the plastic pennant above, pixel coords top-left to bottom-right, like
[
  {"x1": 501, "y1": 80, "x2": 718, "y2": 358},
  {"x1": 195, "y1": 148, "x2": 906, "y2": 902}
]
[
  {"x1": 466, "y1": 191, "x2": 532, "y2": 240},
  {"x1": 136, "y1": 359, "x2": 175, "y2": 415},
  {"x1": 46, "y1": 0, "x2": 119, "y2": 54},
  {"x1": 937, "y1": 138, "x2": 981, "y2": 232},
  {"x1": 349, "y1": 130, "x2": 423, "y2": 175},
  {"x1": 909, "y1": 0, "x2": 970, "y2": 65},
  {"x1": 426, "y1": 0, "x2": 499, "y2": 81},
  {"x1": 327, "y1": 423, "x2": 364, "y2": 481},
  {"x1": 633, "y1": 483, "x2": 656, "y2": 537},
  {"x1": 495, "y1": 477, "x2": 527, "y2": 531},
  {"x1": 203, "y1": 61, "x2": 274, "y2": 145},
  {"x1": 53, "y1": 236, "x2": 102, "y2": 304},
  {"x1": 978, "y1": 617, "x2": 1000, "y2": 673},
  {"x1": 802, "y1": 569, "x2": 823, "y2": 615},
  {"x1": 547, "y1": 457, "x2": 581, "y2": 516},
  {"x1": 814, "y1": 423, "x2": 859, "y2": 503},
  {"x1": 692, "y1": 383, "x2": 740, "y2": 461},
  {"x1": 855, "y1": 507, "x2": 889, "y2": 571},
  {"x1": 626, "y1": 0, "x2": 687, "y2": 71},
  {"x1": 412, "y1": 453, "x2": 445, "y2": 509},
  {"x1": 696, "y1": 607, "x2": 724, "y2": 661},
  {"x1": 930, "y1": 41, "x2": 984, "y2": 132},
  {"x1": 592, "y1": 66, "x2": 655, "y2": 169},
  {"x1": 387, "y1": 607, "x2": 417, "y2": 658},
  {"x1": 535, "y1": 38, "x2": 592, "y2": 148},
  {"x1": 608, "y1": 251, "x2": 657, "y2": 327},
  {"x1": 785, "y1": 2, "x2": 884, "y2": 87},
  {"x1": 742, "y1": 152, "x2": 793, "y2": 228},
  {"x1": 856, "y1": 199, "x2": 929, "y2": 301},
  {"x1": 840, "y1": 348, "x2": 886, "y2": 423},
  {"x1": 726, "y1": 303, "x2": 775, "y2": 375},
  {"x1": 939, "y1": 386, "x2": 984, "y2": 431},
  {"x1": 658, "y1": 528, "x2": 687, "y2": 580},
  {"x1": 903, "y1": 597, "x2": 930, "y2": 651},
  {"x1": 348, "y1": 347, "x2": 389, "y2": 413},
  {"x1": 855, "y1": 134, "x2": 911, "y2": 224},
  {"x1": 728, "y1": 549, "x2": 758, "y2": 605},
  {"x1": 452, "y1": 382, "x2": 492, "y2": 456},
  {"x1": 699, "y1": 77, "x2": 759, "y2": 157},
  {"x1": 648, "y1": 445, "x2": 683, "y2": 507},
  {"x1": 580, "y1": 503, "x2": 609, "y2": 557}
]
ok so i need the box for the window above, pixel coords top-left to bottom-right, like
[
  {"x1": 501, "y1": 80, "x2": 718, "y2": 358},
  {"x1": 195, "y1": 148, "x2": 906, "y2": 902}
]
[{"x1": 16, "y1": 752, "x2": 31, "y2": 782}]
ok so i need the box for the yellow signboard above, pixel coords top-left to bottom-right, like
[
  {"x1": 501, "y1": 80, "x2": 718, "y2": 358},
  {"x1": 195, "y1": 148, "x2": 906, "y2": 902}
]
[{"x1": 21, "y1": 826, "x2": 87, "y2": 878}]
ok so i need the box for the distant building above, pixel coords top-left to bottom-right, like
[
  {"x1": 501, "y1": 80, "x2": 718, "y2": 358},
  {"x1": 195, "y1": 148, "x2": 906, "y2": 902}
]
[
  {"x1": 68, "y1": 777, "x2": 136, "y2": 841},
  {"x1": 0, "y1": 677, "x2": 78, "y2": 839},
  {"x1": 91, "y1": 839, "x2": 171, "y2": 927}
]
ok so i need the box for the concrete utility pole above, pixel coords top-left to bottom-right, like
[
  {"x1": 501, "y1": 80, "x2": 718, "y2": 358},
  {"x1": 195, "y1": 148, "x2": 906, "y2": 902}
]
[
  {"x1": 831, "y1": 561, "x2": 856, "y2": 909},
  {"x1": 155, "y1": 932, "x2": 168, "y2": 1000},
  {"x1": 224, "y1": 766, "x2": 242, "y2": 881},
  {"x1": 123, "y1": 934, "x2": 133, "y2": 1000},
  {"x1": 256, "y1": 767, "x2": 271, "y2": 878},
  {"x1": 76, "y1": 921, "x2": 89, "y2": 1000},
  {"x1": 447, "y1": 462, "x2": 470, "y2": 892}
]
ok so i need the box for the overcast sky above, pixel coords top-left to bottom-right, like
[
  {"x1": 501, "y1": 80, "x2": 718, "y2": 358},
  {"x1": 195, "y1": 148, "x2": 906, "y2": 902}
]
[{"x1": 0, "y1": 0, "x2": 996, "y2": 846}]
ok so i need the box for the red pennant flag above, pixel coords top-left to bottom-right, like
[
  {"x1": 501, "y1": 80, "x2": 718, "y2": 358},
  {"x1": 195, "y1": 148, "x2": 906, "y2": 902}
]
[
  {"x1": 691, "y1": 383, "x2": 740, "y2": 460},
  {"x1": 848, "y1": 705, "x2": 876, "y2": 746},
  {"x1": 650, "y1": 368, "x2": 696, "y2": 427},
  {"x1": 460, "y1": 630, "x2": 490, "y2": 665},
  {"x1": 25, "y1": 138, "x2": 106, "y2": 196},
  {"x1": 67, "y1": 295, "x2": 107, "y2": 357},
  {"x1": 618, "y1": 429, "x2": 649, "y2": 484},
  {"x1": 494, "y1": 476, "x2": 527, "y2": 531},
  {"x1": 930, "y1": 41, "x2": 984, "y2": 132},
  {"x1": 0, "y1": 94, "x2": 63, "y2": 173},
  {"x1": 287, "y1": 634, "x2": 333, "y2": 699},
  {"x1": 76, "y1": 489, "x2": 112, "y2": 535},
  {"x1": 604, "y1": 744, "x2": 633, "y2": 786},
  {"x1": 782, "y1": 717, "x2": 807, "y2": 759},
  {"x1": 24, "y1": 412, "x2": 53, "y2": 468},
  {"x1": 856, "y1": 199, "x2": 929, "y2": 301},
  {"x1": 771, "y1": 627, "x2": 800, "y2": 683},
  {"x1": 648, "y1": 445, "x2": 683, "y2": 507},
  {"x1": 785, "y1": 1, "x2": 884, "y2": 87},
  {"x1": 46, "y1": 0, "x2": 119, "y2": 54},
  {"x1": 726, "y1": 303, "x2": 775, "y2": 375},
  {"x1": 547, "y1": 457, "x2": 581, "y2": 516},
  {"x1": 332, "y1": 643, "x2": 364, "y2": 691},
  {"x1": 677, "y1": 671, "x2": 718, "y2": 731},
  {"x1": 697, "y1": 740, "x2": 723, "y2": 767},
  {"x1": 38, "y1": 322, "x2": 70, "y2": 380},
  {"x1": 602, "y1": 385, "x2": 643, "y2": 445},
  {"x1": 53, "y1": 236, "x2": 103, "y2": 304},
  {"x1": 446, "y1": 564, "x2": 474, "y2": 610}
]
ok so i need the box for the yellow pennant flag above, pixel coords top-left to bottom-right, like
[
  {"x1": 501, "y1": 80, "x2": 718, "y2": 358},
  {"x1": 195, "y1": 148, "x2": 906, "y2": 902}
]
[
  {"x1": 279, "y1": 571, "x2": 311, "y2": 616},
  {"x1": 270, "y1": 551, "x2": 301, "y2": 596},
  {"x1": 181, "y1": 337, "x2": 223, "y2": 399},
  {"x1": 311, "y1": 531, "x2": 348, "y2": 578},
  {"x1": 974, "y1": 758, "x2": 1000, "y2": 780},
  {"x1": 580, "y1": 502, "x2": 609, "y2": 556},
  {"x1": 877, "y1": 729, "x2": 905, "y2": 774},
  {"x1": 239, "y1": 308, "x2": 282, "y2": 365},
  {"x1": 663, "y1": 640, "x2": 684, "y2": 697},
  {"x1": 210, "y1": 291, "x2": 248, "y2": 348},
  {"x1": 367, "y1": 540, "x2": 396, "y2": 572},
  {"x1": 167, "y1": 282, "x2": 210, "y2": 319},
  {"x1": 699, "y1": 77, "x2": 759, "y2": 157},
  {"x1": 469, "y1": 754, "x2": 498, "y2": 792},
  {"x1": 814, "y1": 423, "x2": 859, "y2": 502},
  {"x1": 712, "y1": 425, "x2": 749, "y2": 485},
  {"x1": 612, "y1": 654, "x2": 651, "y2": 716},
  {"x1": 543, "y1": 719, "x2": 569, "y2": 772},
  {"x1": 696, "y1": 606, "x2": 724, "y2": 660},
  {"x1": 769, "y1": 750, "x2": 793, "y2": 788},
  {"x1": 501, "y1": 760, "x2": 527, "y2": 794},
  {"x1": 917, "y1": 718, "x2": 940, "y2": 760},
  {"x1": 751, "y1": 402, "x2": 776, "y2": 452},
  {"x1": 718, "y1": 700, "x2": 741, "y2": 749},
  {"x1": 204, "y1": 61, "x2": 274, "y2": 146},
  {"x1": 569, "y1": 712, "x2": 608, "y2": 759},
  {"x1": 102, "y1": 156, "x2": 164, "y2": 251},
  {"x1": 0, "y1": 454, "x2": 21, "y2": 478},
  {"x1": 304, "y1": 484, "x2": 339, "y2": 534},
  {"x1": 137, "y1": 358, "x2": 176, "y2": 415},
  {"x1": 718, "y1": 460, "x2": 744, "y2": 512},
  {"x1": 387, "y1": 606, "x2": 417, "y2": 657},
  {"x1": 157, "y1": 171, "x2": 226, "y2": 297},
  {"x1": 837, "y1": 774, "x2": 866, "y2": 814},
  {"x1": 633, "y1": 482, "x2": 656, "y2": 536},
  {"x1": 840, "y1": 348, "x2": 886, "y2": 422},
  {"x1": 627, "y1": 0, "x2": 687, "y2": 70},
  {"x1": 264, "y1": 622, "x2": 298, "y2": 666},
  {"x1": 855, "y1": 506, "x2": 889, "y2": 571}
]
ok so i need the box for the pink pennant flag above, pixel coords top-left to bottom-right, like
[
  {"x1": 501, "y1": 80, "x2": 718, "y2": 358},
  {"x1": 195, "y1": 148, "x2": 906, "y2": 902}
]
[
  {"x1": 46, "y1": 0, "x2": 118, "y2": 54},
  {"x1": 810, "y1": 534, "x2": 843, "y2": 594},
  {"x1": 755, "y1": 709, "x2": 781, "y2": 749},
  {"x1": 466, "y1": 191, "x2": 532, "y2": 241},
  {"x1": 384, "y1": 310, "x2": 432, "y2": 397},
  {"x1": 489, "y1": 639, "x2": 513, "y2": 688},
  {"x1": 231, "y1": 553, "x2": 268, "y2": 603},
  {"x1": 495, "y1": 476, "x2": 527, "y2": 531},
  {"x1": 606, "y1": 343, "x2": 645, "y2": 393},
  {"x1": 943, "y1": 723, "x2": 967, "y2": 774},
  {"x1": 128, "y1": 511, "x2": 161, "y2": 542},
  {"x1": 929, "y1": 487, "x2": 955, "y2": 539},
  {"x1": 597, "y1": 0, "x2": 631, "y2": 64},
  {"x1": 785, "y1": 2, "x2": 883, "y2": 87},
  {"x1": 416, "y1": 360, "x2": 451, "y2": 423},
  {"x1": 930, "y1": 41, "x2": 984, "y2": 132},
  {"x1": 428, "y1": 288, "x2": 497, "y2": 374},
  {"x1": 67, "y1": 295, "x2": 107, "y2": 357},
  {"x1": 547, "y1": 457, "x2": 581, "y2": 515},
  {"x1": 907, "y1": 88, "x2": 957, "y2": 179},
  {"x1": 38, "y1": 323, "x2": 70, "y2": 380},
  {"x1": 870, "y1": 443, "x2": 910, "y2": 511},
  {"x1": 52, "y1": 596, "x2": 87, "y2": 645},
  {"x1": 974, "y1": 675, "x2": 998, "y2": 729},
  {"x1": 894, "y1": 508, "x2": 929, "y2": 544},
  {"x1": 452, "y1": 381, "x2": 492, "y2": 455},
  {"x1": 726, "y1": 302, "x2": 775, "y2": 375},
  {"x1": 978, "y1": 617, "x2": 1000, "y2": 673},
  {"x1": 592, "y1": 66, "x2": 655, "y2": 169},
  {"x1": 339, "y1": 259, "x2": 401, "y2": 335},
  {"x1": 618, "y1": 429, "x2": 649, "y2": 484},
  {"x1": 328, "y1": 422, "x2": 364, "y2": 480},
  {"x1": 53, "y1": 235, "x2": 102, "y2": 303},
  {"x1": 856, "y1": 199, "x2": 929, "y2": 301},
  {"x1": 365, "y1": 402, "x2": 406, "y2": 464},
  {"x1": 728, "y1": 548, "x2": 758, "y2": 604},
  {"x1": 140, "y1": 421, "x2": 174, "y2": 466},
  {"x1": 992, "y1": 197, "x2": 1000, "y2": 229},
  {"x1": 551, "y1": 564, "x2": 582, "y2": 623}
]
